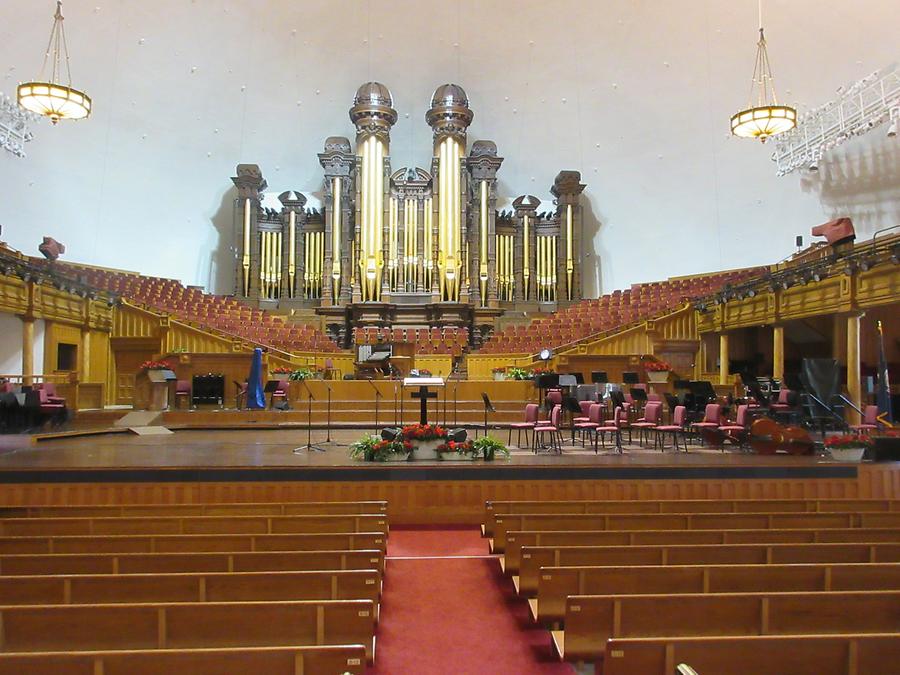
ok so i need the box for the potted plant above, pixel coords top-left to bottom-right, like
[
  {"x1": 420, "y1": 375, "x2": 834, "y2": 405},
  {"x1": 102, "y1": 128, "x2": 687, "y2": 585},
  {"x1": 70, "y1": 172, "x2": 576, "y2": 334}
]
[
  {"x1": 507, "y1": 367, "x2": 529, "y2": 381},
  {"x1": 435, "y1": 438, "x2": 473, "y2": 461},
  {"x1": 349, "y1": 434, "x2": 412, "y2": 462},
  {"x1": 644, "y1": 360, "x2": 672, "y2": 384},
  {"x1": 288, "y1": 367, "x2": 316, "y2": 381},
  {"x1": 472, "y1": 435, "x2": 510, "y2": 461},
  {"x1": 140, "y1": 360, "x2": 172, "y2": 372},
  {"x1": 400, "y1": 423, "x2": 447, "y2": 460},
  {"x1": 824, "y1": 434, "x2": 872, "y2": 462},
  {"x1": 529, "y1": 366, "x2": 554, "y2": 379},
  {"x1": 272, "y1": 366, "x2": 293, "y2": 378},
  {"x1": 492, "y1": 367, "x2": 507, "y2": 381}
]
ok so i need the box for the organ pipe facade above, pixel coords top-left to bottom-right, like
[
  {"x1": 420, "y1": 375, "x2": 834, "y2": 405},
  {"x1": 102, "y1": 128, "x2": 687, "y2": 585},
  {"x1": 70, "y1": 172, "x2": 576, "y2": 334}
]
[{"x1": 231, "y1": 83, "x2": 586, "y2": 343}]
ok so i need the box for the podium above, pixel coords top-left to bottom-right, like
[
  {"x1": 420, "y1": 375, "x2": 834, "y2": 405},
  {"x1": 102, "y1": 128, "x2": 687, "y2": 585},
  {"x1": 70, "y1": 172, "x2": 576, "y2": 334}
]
[
  {"x1": 146, "y1": 369, "x2": 177, "y2": 411},
  {"x1": 402, "y1": 377, "x2": 445, "y2": 425}
]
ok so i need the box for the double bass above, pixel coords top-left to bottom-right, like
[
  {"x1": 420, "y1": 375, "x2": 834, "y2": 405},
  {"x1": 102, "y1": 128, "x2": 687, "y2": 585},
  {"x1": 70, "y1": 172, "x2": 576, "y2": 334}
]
[{"x1": 749, "y1": 417, "x2": 815, "y2": 455}]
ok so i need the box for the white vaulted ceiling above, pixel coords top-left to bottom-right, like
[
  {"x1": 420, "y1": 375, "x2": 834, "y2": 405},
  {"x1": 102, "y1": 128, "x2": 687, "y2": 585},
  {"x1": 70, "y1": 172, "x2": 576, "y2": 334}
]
[{"x1": 0, "y1": 0, "x2": 896, "y2": 296}]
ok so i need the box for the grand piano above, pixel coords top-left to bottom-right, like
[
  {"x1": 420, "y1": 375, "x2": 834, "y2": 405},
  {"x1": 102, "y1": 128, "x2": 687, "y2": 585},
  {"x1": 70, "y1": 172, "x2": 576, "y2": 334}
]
[{"x1": 353, "y1": 342, "x2": 413, "y2": 379}]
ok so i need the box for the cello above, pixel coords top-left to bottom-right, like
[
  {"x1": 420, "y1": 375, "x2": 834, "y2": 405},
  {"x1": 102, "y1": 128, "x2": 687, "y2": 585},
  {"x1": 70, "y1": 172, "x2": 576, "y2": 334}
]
[{"x1": 749, "y1": 417, "x2": 815, "y2": 455}]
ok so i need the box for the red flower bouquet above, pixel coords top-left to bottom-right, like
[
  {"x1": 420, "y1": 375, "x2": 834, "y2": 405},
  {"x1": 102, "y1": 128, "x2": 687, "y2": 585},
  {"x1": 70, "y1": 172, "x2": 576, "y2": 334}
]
[
  {"x1": 400, "y1": 424, "x2": 447, "y2": 442},
  {"x1": 644, "y1": 360, "x2": 672, "y2": 372},
  {"x1": 140, "y1": 360, "x2": 171, "y2": 371},
  {"x1": 824, "y1": 434, "x2": 872, "y2": 449}
]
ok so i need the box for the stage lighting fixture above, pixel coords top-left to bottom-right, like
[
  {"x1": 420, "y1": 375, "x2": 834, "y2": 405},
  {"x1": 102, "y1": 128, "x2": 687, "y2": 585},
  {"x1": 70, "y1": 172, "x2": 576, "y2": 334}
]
[
  {"x1": 746, "y1": 288, "x2": 756, "y2": 297},
  {"x1": 539, "y1": 348, "x2": 552, "y2": 361},
  {"x1": 858, "y1": 257, "x2": 873, "y2": 272}
]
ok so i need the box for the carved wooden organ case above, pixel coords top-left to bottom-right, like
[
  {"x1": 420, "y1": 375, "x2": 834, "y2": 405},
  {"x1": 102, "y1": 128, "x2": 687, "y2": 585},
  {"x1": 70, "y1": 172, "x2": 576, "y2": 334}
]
[{"x1": 231, "y1": 83, "x2": 586, "y2": 314}]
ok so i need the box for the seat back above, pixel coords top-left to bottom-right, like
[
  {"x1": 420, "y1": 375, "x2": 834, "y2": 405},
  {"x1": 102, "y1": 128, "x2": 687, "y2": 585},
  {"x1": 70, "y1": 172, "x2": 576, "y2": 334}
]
[
  {"x1": 550, "y1": 405, "x2": 561, "y2": 428},
  {"x1": 704, "y1": 404, "x2": 721, "y2": 423},
  {"x1": 644, "y1": 402, "x2": 662, "y2": 423},
  {"x1": 588, "y1": 403, "x2": 603, "y2": 424},
  {"x1": 672, "y1": 405, "x2": 687, "y2": 427},
  {"x1": 175, "y1": 380, "x2": 191, "y2": 394},
  {"x1": 579, "y1": 401, "x2": 593, "y2": 418},
  {"x1": 523, "y1": 403, "x2": 539, "y2": 423},
  {"x1": 863, "y1": 405, "x2": 879, "y2": 425},
  {"x1": 735, "y1": 404, "x2": 749, "y2": 427}
]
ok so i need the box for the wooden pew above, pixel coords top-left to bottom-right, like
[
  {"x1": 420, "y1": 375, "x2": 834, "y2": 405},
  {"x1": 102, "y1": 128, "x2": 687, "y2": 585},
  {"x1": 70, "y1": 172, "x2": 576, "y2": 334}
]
[
  {"x1": 483, "y1": 499, "x2": 899, "y2": 537},
  {"x1": 0, "y1": 531, "x2": 387, "y2": 555},
  {"x1": 502, "y1": 527, "x2": 900, "y2": 574},
  {"x1": 0, "y1": 645, "x2": 369, "y2": 675},
  {"x1": 0, "y1": 514, "x2": 389, "y2": 537},
  {"x1": 0, "y1": 569, "x2": 382, "y2": 607},
  {"x1": 532, "y1": 562, "x2": 900, "y2": 624},
  {"x1": 516, "y1": 542, "x2": 900, "y2": 595},
  {"x1": 0, "y1": 500, "x2": 388, "y2": 518},
  {"x1": 554, "y1": 590, "x2": 900, "y2": 663},
  {"x1": 0, "y1": 549, "x2": 385, "y2": 576},
  {"x1": 491, "y1": 512, "x2": 900, "y2": 552},
  {"x1": 599, "y1": 634, "x2": 900, "y2": 675},
  {"x1": 0, "y1": 599, "x2": 378, "y2": 661}
]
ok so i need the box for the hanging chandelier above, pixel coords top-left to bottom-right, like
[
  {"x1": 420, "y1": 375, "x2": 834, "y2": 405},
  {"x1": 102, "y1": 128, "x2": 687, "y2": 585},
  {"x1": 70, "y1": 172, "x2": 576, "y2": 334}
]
[
  {"x1": 17, "y1": 1, "x2": 92, "y2": 125},
  {"x1": 730, "y1": 3, "x2": 795, "y2": 142}
]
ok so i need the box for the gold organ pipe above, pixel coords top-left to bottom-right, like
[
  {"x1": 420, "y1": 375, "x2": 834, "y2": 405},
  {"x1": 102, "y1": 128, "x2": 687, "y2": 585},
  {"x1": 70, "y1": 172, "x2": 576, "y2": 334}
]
[
  {"x1": 438, "y1": 138, "x2": 447, "y2": 300},
  {"x1": 332, "y1": 177, "x2": 341, "y2": 299},
  {"x1": 276, "y1": 231, "x2": 283, "y2": 298},
  {"x1": 288, "y1": 211, "x2": 296, "y2": 299},
  {"x1": 424, "y1": 197, "x2": 432, "y2": 290},
  {"x1": 523, "y1": 214, "x2": 530, "y2": 301},
  {"x1": 479, "y1": 180, "x2": 488, "y2": 305},
  {"x1": 242, "y1": 199, "x2": 251, "y2": 296},
  {"x1": 508, "y1": 234, "x2": 514, "y2": 301},
  {"x1": 389, "y1": 196, "x2": 398, "y2": 290},
  {"x1": 304, "y1": 231, "x2": 311, "y2": 299},
  {"x1": 552, "y1": 236, "x2": 558, "y2": 302},
  {"x1": 566, "y1": 204, "x2": 574, "y2": 301},
  {"x1": 261, "y1": 232, "x2": 269, "y2": 298}
]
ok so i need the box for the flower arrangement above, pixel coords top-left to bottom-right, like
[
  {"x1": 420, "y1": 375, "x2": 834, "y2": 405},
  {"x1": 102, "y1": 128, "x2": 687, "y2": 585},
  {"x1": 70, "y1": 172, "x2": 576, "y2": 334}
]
[
  {"x1": 400, "y1": 423, "x2": 447, "y2": 442},
  {"x1": 530, "y1": 367, "x2": 554, "y2": 377},
  {"x1": 288, "y1": 367, "x2": 316, "y2": 381},
  {"x1": 272, "y1": 366, "x2": 294, "y2": 375},
  {"x1": 492, "y1": 367, "x2": 506, "y2": 374},
  {"x1": 349, "y1": 435, "x2": 412, "y2": 462},
  {"x1": 644, "y1": 360, "x2": 672, "y2": 372},
  {"x1": 824, "y1": 434, "x2": 873, "y2": 450},
  {"x1": 436, "y1": 439, "x2": 474, "y2": 456},
  {"x1": 140, "y1": 360, "x2": 171, "y2": 371},
  {"x1": 507, "y1": 367, "x2": 529, "y2": 380}
]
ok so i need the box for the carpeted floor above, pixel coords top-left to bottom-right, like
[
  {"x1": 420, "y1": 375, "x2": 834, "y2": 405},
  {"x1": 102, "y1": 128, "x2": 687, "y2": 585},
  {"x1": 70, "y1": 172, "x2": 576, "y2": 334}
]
[{"x1": 370, "y1": 527, "x2": 575, "y2": 675}]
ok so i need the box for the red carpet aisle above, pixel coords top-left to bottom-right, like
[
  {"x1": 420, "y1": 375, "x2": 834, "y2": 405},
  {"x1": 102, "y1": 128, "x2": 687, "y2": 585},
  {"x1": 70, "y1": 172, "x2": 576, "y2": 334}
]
[{"x1": 370, "y1": 527, "x2": 575, "y2": 675}]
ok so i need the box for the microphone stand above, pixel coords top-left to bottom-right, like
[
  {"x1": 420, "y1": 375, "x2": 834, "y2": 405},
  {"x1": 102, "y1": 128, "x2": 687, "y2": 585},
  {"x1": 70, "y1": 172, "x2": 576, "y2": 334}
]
[
  {"x1": 393, "y1": 382, "x2": 399, "y2": 427},
  {"x1": 453, "y1": 383, "x2": 458, "y2": 427},
  {"x1": 366, "y1": 379, "x2": 382, "y2": 435},
  {"x1": 293, "y1": 378, "x2": 324, "y2": 453}
]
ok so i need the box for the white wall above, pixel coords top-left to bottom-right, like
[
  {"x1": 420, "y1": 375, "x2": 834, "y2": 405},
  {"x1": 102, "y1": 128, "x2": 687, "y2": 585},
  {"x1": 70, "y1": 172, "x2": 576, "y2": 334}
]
[
  {"x1": 0, "y1": 314, "x2": 44, "y2": 377},
  {"x1": 0, "y1": 0, "x2": 896, "y2": 297}
]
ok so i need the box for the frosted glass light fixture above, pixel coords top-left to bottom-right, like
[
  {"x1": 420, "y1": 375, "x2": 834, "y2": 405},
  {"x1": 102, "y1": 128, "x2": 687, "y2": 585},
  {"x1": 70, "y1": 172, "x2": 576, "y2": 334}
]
[
  {"x1": 17, "y1": 2, "x2": 92, "y2": 124},
  {"x1": 730, "y1": 2, "x2": 794, "y2": 142}
]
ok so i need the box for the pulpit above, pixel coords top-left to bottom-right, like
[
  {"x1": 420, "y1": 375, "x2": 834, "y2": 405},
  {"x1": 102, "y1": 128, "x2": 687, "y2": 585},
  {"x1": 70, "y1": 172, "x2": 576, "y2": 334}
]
[{"x1": 145, "y1": 369, "x2": 177, "y2": 411}]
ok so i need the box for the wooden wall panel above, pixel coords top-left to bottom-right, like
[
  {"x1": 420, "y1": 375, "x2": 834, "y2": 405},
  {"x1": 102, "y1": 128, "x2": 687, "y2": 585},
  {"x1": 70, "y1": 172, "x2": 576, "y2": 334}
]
[{"x1": 0, "y1": 464, "x2": 895, "y2": 524}]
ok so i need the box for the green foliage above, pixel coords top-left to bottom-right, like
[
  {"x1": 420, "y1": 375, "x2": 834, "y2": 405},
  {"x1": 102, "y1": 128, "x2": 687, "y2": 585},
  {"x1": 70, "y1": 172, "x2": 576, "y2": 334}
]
[
  {"x1": 472, "y1": 435, "x2": 510, "y2": 461},
  {"x1": 507, "y1": 367, "x2": 529, "y2": 380},
  {"x1": 349, "y1": 434, "x2": 410, "y2": 462},
  {"x1": 288, "y1": 367, "x2": 316, "y2": 381}
]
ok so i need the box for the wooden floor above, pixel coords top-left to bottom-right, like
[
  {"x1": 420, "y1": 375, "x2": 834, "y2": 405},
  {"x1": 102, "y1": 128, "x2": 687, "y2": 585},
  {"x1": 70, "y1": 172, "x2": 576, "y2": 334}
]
[{"x1": 1, "y1": 428, "x2": 897, "y2": 523}]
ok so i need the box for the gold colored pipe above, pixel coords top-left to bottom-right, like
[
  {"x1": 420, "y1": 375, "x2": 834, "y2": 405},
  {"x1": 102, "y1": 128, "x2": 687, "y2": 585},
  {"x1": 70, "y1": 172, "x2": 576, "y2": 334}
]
[
  {"x1": 508, "y1": 235, "x2": 514, "y2": 301},
  {"x1": 242, "y1": 199, "x2": 251, "y2": 296},
  {"x1": 566, "y1": 204, "x2": 574, "y2": 301},
  {"x1": 332, "y1": 177, "x2": 341, "y2": 299},
  {"x1": 260, "y1": 232, "x2": 268, "y2": 298},
  {"x1": 552, "y1": 237, "x2": 558, "y2": 302},
  {"x1": 424, "y1": 198, "x2": 432, "y2": 289},
  {"x1": 438, "y1": 139, "x2": 447, "y2": 300},
  {"x1": 288, "y1": 211, "x2": 296, "y2": 298},
  {"x1": 522, "y1": 215, "x2": 530, "y2": 301},
  {"x1": 276, "y1": 231, "x2": 283, "y2": 298},
  {"x1": 304, "y1": 231, "x2": 310, "y2": 299},
  {"x1": 479, "y1": 180, "x2": 488, "y2": 305}
]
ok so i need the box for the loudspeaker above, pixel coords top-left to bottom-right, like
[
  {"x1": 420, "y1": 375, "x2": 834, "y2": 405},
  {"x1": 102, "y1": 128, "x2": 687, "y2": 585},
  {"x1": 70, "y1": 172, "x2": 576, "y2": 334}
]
[
  {"x1": 447, "y1": 428, "x2": 467, "y2": 443},
  {"x1": 380, "y1": 427, "x2": 402, "y2": 441}
]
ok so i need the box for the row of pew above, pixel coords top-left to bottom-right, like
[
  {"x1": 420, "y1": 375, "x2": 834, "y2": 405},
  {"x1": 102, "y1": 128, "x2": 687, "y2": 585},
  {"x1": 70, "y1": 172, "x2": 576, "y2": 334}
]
[
  {"x1": 0, "y1": 500, "x2": 391, "y2": 674},
  {"x1": 482, "y1": 497, "x2": 900, "y2": 674}
]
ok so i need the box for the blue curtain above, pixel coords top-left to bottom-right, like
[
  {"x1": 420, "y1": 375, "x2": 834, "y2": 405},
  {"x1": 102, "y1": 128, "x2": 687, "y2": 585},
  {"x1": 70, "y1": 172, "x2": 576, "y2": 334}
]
[{"x1": 246, "y1": 348, "x2": 266, "y2": 409}]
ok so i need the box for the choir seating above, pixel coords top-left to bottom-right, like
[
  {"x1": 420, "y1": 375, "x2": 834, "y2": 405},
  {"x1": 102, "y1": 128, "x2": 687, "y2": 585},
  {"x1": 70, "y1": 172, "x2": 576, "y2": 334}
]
[
  {"x1": 478, "y1": 268, "x2": 764, "y2": 354},
  {"x1": 554, "y1": 590, "x2": 900, "y2": 663},
  {"x1": 0, "y1": 645, "x2": 368, "y2": 675},
  {"x1": 599, "y1": 634, "x2": 900, "y2": 675},
  {"x1": 56, "y1": 265, "x2": 341, "y2": 354},
  {"x1": 0, "y1": 500, "x2": 388, "y2": 669}
]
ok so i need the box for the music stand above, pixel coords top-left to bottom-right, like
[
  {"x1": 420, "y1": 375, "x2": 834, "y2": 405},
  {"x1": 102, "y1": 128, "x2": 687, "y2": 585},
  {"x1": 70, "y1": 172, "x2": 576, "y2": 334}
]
[
  {"x1": 292, "y1": 378, "x2": 324, "y2": 454},
  {"x1": 481, "y1": 393, "x2": 496, "y2": 438},
  {"x1": 622, "y1": 371, "x2": 640, "y2": 385},
  {"x1": 562, "y1": 395, "x2": 583, "y2": 444}
]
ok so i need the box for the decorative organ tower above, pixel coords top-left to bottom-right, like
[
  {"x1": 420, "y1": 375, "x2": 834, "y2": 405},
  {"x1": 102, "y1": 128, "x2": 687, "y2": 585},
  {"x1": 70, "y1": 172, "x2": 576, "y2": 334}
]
[{"x1": 230, "y1": 83, "x2": 588, "y2": 347}]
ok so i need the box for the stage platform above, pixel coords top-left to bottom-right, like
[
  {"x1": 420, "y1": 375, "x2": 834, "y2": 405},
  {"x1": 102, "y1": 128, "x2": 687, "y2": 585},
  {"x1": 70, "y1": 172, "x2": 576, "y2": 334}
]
[{"x1": 1, "y1": 429, "x2": 897, "y2": 524}]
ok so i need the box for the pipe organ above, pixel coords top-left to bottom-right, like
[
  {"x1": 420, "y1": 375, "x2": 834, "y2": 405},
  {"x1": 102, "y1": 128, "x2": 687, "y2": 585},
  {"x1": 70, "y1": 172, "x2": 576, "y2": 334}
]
[{"x1": 231, "y1": 83, "x2": 586, "y2": 340}]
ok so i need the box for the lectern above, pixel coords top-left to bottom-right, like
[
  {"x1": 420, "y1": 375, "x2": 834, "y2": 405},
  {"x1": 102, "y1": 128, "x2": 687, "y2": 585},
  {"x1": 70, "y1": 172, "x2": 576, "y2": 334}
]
[
  {"x1": 402, "y1": 377, "x2": 445, "y2": 425},
  {"x1": 146, "y1": 369, "x2": 177, "y2": 411}
]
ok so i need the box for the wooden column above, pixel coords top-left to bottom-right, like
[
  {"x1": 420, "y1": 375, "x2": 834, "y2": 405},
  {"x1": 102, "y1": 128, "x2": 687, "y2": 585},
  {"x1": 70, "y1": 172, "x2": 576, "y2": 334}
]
[
  {"x1": 846, "y1": 312, "x2": 863, "y2": 425},
  {"x1": 21, "y1": 317, "x2": 34, "y2": 386},
  {"x1": 719, "y1": 332, "x2": 730, "y2": 385},
  {"x1": 772, "y1": 325, "x2": 784, "y2": 382},
  {"x1": 81, "y1": 329, "x2": 91, "y2": 380}
]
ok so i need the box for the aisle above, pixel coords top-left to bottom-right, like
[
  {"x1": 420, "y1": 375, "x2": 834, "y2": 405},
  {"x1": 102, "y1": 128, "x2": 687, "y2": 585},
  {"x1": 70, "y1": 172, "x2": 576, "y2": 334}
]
[{"x1": 370, "y1": 527, "x2": 575, "y2": 675}]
